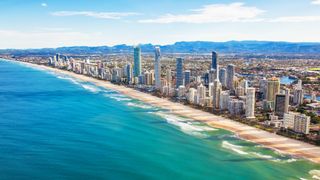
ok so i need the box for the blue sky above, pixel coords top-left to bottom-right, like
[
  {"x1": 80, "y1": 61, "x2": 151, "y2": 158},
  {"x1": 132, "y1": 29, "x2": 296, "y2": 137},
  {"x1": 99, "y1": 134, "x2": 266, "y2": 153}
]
[{"x1": 1, "y1": 0, "x2": 320, "y2": 49}]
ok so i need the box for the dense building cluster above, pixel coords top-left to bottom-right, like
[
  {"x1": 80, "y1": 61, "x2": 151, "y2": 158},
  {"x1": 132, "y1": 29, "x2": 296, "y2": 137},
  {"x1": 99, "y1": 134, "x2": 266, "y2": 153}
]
[{"x1": 48, "y1": 46, "x2": 320, "y2": 138}]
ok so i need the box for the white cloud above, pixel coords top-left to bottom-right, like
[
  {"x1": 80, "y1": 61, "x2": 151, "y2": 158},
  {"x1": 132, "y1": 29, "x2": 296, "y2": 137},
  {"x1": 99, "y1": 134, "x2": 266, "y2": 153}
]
[
  {"x1": 269, "y1": 16, "x2": 320, "y2": 22},
  {"x1": 41, "y1": 3, "x2": 47, "y2": 7},
  {"x1": 139, "y1": 3, "x2": 265, "y2": 23},
  {"x1": 311, "y1": 0, "x2": 320, "y2": 5},
  {"x1": 51, "y1": 11, "x2": 139, "y2": 19}
]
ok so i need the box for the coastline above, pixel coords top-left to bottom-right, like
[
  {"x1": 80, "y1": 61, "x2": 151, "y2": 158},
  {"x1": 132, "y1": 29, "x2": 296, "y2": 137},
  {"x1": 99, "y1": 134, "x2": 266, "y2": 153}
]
[{"x1": 16, "y1": 61, "x2": 320, "y2": 164}]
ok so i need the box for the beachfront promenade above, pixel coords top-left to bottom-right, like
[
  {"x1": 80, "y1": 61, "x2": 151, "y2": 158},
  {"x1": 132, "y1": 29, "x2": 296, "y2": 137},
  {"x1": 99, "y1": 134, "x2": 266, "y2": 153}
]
[{"x1": 28, "y1": 62, "x2": 320, "y2": 164}]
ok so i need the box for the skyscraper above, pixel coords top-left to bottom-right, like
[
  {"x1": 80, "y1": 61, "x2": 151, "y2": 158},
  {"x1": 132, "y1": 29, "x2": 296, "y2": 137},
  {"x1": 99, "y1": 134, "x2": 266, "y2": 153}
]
[
  {"x1": 293, "y1": 79, "x2": 304, "y2": 105},
  {"x1": 211, "y1": 51, "x2": 218, "y2": 70},
  {"x1": 266, "y1": 77, "x2": 280, "y2": 102},
  {"x1": 220, "y1": 91, "x2": 230, "y2": 110},
  {"x1": 197, "y1": 84, "x2": 206, "y2": 106},
  {"x1": 126, "y1": 63, "x2": 133, "y2": 83},
  {"x1": 226, "y1": 64, "x2": 235, "y2": 91},
  {"x1": 176, "y1": 58, "x2": 184, "y2": 88},
  {"x1": 293, "y1": 89, "x2": 304, "y2": 105},
  {"x1": 212, "y1": 79, "x2": 222, "y2": 110},
  {"x1": 154, "y1": 46, "x2": 161, "y2": 89},
  {"x1": 166, "y1": 69, "x2": 172, "y2": 87},
  {"x1": 133, "y1": 46, "x2": 141, "y2": 77},
  {"x1": 184, "y1": 70, "x2": 191, "y2": 86},
  {"x1": 284, "y1": 88, "x2": 290, "y2": 113},
  {"x1": 275, "y1": 94, "x2": 286, "y2": 118},
  {"x1": 259, "y1": 78, "x2": 268, "y2": 99},
  {"x1": 219, "y1": 68, "x2": 227, "y2": 87},
  {"x1": 246, "y1": 88, "x2": 256, "y2": 119}
]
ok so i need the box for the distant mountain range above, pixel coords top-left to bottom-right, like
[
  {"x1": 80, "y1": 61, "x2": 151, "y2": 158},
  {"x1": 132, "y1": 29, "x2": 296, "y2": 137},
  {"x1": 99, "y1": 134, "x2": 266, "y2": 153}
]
[{"x1": 1, "y1": 41, "x2": 320, "y2": 56}]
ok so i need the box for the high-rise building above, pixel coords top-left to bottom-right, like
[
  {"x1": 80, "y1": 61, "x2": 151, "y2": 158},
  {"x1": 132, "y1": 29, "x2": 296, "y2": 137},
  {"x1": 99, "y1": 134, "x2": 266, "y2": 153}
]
[
  {"x1": 133, "y1": 46, "x2": 141, "y2": 77},
  {"x1": 176, "y1": 58, "x2": 184, "y2": 88},
  {"x1": 209, "y1": 83, "x2": 214, "y2": 97},
  {"x1": 228, "y1": 99, "x2": 245, "y2": 116},
  {"x1": 293, "y1": 79, "x2": 304, "y2": 106},
  {"x1": 226, "y1": 64, "x2": 235, "y2": 91},
  {"x1": 259, "y1": 78, "x2": 268, "y2": 99},
  {"x1": 297, "y1": 79, "x2": 302, "y2": 90},
  {"x1": 219, "y1": 68, "x2": 227, "y2": 87},
  {"x1": 184, "y1": 70, "x2": 191, "y2": 86},
  {"x1": 219, "y1": 91, "x2": 230, "y2": 110},
  {"x1": 212, "y1": 79, "x2": 222, "y2": 110},
  {"x1": 236, "y1": 86, "x2": 245, "y2": 97},
  {"x1": 188, "y1": 88, "x2": 197, "y2": 104},
  {"x1": 294, "y1": 114, "x2": 310, "y2": 134},
  {"x1": 197, "y1": 84, "x2": 206, "y2": 106},
  {"x1": 311, "y1": 92, "x2": 317, "y2": 102},
  {"x1": 203, "y1": 71, "x2": 210, "y2": 86},
  {"x1": 154, "y1": 47, "x2": 161, "y2": 89},
  {"x1": 284, "y1": 88, "x2": 290, "y2": 113},
  {"x1": 246, "y1": 88, "x2": 256, "y2": 119},
  {"x1": 209, "y1": 69, "x2": 217, "y2": 83},
  {"x1": 266, "y1": 77, "x2": 280, "y2": 102},
  {"x1": 275, "y1": 94, "x2": 286, "y2": 118},
  {"x1": 293, "y1": 89, "x2": 304, "y2": 105},
  {"x1": 283, "y1": 112, "x2": 310, "y2": 134},
  {"x1": 211, "y1": 51, "x2": 218, "y2": 70},
  {"x1": 241, "y1": 80, "x2": 248, "y2": 94},
  {"x1": 283, "y1": 112, "x2": 298, "y2": 129},
  {"x1": 144, "y1": 71, "x2": 154, "y2": 86},
  {"x1": 166, "y1": 69, "x2": 172, "y2": 87},
  {"x1": 178, "y1": 85, "x2": 186, "y2": 98},
  {"x1": 126, "y1": 63, "x2": 133, "y2": 83}
]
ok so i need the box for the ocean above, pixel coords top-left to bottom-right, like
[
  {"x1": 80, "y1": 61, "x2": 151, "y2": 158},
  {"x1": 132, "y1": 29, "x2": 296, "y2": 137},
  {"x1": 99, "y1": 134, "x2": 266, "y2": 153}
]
[{"x1": 0, "y1": 59, "x2": 319, "y2": 179}]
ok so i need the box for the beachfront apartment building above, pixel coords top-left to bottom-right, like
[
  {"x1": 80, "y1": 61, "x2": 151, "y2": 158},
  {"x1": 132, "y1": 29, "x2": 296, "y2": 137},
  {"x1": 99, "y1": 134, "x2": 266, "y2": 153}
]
[
  {"x1": 294, "y1": 114, "x2": 311, "y2": 134},
  {"x1": 283, "y1": 112, "x2": 311, "y2": 134}
]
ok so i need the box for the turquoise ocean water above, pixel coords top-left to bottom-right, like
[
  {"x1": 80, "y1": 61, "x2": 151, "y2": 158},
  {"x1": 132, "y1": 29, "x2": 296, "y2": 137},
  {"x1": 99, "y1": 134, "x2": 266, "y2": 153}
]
[{"x1": 0, "y1": 59, "x2": 320, "y2": 179}]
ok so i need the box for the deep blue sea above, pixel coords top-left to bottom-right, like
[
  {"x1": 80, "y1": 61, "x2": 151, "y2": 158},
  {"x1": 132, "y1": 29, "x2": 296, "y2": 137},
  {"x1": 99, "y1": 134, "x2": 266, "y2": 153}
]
[{"x1": 0, "y1": 59, "x2": 320, "y2": 179}]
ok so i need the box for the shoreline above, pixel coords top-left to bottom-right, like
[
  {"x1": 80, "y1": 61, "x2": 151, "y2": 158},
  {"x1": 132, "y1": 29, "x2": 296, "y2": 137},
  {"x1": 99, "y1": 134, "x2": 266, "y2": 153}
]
[{"x1": 13, "y1": 61, "x2": 320, "y2": 164}]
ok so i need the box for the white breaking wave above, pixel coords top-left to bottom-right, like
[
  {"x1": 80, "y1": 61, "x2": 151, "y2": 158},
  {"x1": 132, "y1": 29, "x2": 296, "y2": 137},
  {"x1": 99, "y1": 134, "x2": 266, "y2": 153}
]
[
  {"x1": 56, "y1": 75, "x2": 80, "y2": 85},
  {"x1": 251, "y1": 152, "x2": 274, "y2": 159},
  {"x1": 310, "y1": 170, "x2": 320, "y2": 180},
  {"x1": 221, "y1": 141, "x2": 298, "y2": 163},
  {"x1": 154, "y1": 112, "x2": 217, "y2": 138},
  {"x1": 222, "y1": 141, "x2": 249, "y2": 155},
  {"x1": 104, "y1": 93, "x2": 132, "y2": 101},
  {"x1": 110, "y1": 96, "x2": 132, "y2": 102},
  {"x1": 80, "y1": 84, "x2": 101, "y2": 93},
  {"x1": 127, "y1": 102, "x2": 154, "y2": 109}
]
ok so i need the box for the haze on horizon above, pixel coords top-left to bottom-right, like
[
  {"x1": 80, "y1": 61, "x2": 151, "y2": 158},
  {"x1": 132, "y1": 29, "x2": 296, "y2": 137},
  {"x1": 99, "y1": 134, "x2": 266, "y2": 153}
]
[{"x1": 1, "y1": 0, "x2": 320, "y2": 49}]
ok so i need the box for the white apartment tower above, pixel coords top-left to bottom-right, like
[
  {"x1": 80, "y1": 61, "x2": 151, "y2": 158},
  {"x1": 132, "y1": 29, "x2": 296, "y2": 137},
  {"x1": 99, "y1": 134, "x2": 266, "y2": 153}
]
[{"x1": 246, "y1": 88, "x2": 256, "y2": 119}]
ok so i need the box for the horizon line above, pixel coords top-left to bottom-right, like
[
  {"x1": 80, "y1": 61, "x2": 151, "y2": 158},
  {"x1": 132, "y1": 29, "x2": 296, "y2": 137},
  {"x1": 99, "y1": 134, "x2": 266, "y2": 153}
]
[{"x1": 1, "y1": 40, "x2": 320, "y2": 51}]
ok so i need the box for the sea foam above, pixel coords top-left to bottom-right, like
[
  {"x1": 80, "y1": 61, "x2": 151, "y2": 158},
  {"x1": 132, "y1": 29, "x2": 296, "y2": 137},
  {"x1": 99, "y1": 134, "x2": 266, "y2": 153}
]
[
  {"x1": 221, "y1": 141, "x2": 297, "y2": 163},
  {"x1": 127, "y1": 102, "x2": 154, "y2": 109},
  {"x1": 154, "y1": 112, "x2": 217, "y2": 138},
  {"x1": 80, "y1": 84, "x2": 101, "y2": 93},
  {"x1": 309, "y1": 170, "x2": 320, "y2": 180},
  {"x1": 222, "y1": 141, "x2": 249, "y2": 155}
]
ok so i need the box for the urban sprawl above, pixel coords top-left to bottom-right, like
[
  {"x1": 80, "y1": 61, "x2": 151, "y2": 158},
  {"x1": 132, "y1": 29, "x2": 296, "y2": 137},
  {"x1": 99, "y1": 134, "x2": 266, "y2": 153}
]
[{"x1": 6, "y1": 46, "x2": 320, "y2": 145}]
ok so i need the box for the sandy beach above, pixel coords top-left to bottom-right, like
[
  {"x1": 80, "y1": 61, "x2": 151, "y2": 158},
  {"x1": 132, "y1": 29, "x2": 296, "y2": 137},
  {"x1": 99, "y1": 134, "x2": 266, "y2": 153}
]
[{"x1": 25, "y1": 62, "x2": 320, "y2": 164}]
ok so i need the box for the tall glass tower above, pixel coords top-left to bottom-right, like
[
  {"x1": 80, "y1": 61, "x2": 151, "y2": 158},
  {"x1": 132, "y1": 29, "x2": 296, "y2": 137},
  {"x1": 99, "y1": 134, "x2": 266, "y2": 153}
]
[
  {"x1": 176, "y1": 58, "x2": 184, "y2": 88},
  {"x1": 211, "y1": 51, "x2": 218, "y2": 70},
  {"x1": 154, "y1": 47, "x2": 161, "y2": 89},
  {"x1": 227, "y1": 64, "x2": 235, "y2": 90},
  {"x1": 133, "y1": 46, "x2": 141, "y2": 77}
]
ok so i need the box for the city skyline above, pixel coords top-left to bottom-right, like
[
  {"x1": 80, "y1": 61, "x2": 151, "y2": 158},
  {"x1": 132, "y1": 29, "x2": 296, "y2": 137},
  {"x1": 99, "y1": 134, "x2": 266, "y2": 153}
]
[{"x1": 1, "y1": 0, "x2": 320, "y2": 49}]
